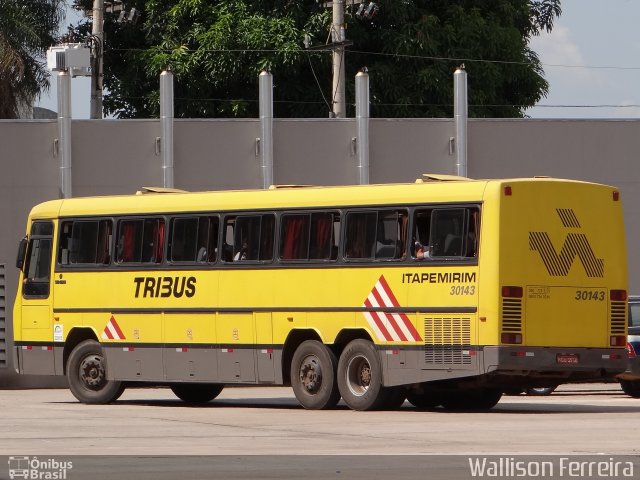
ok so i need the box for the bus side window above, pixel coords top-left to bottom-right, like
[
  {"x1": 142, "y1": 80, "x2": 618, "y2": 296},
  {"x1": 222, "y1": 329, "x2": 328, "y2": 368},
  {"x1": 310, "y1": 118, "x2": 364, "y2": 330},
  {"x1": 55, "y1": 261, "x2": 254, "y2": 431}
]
[
  {"x1": 224, "y1": 214, "x2": 274, "y2": 262},
  {"x1": 116, "y1": 218, "x2": 164, "y2": 264},
  {"x1": 428, "y1": 207, "x2": 480, "y2": 259},
  {"x1": 412, "y1": 209, "x2": 432, "y2": 260},
  {"x1": 309, "y1": 212, "x2": 340, "y2": 261},
  {"x1": 345, "y1": 210, "x2": 406, "y2": 261},
  {"x1": 64, "y1": 220, "x2": 112, "y2": 265}
]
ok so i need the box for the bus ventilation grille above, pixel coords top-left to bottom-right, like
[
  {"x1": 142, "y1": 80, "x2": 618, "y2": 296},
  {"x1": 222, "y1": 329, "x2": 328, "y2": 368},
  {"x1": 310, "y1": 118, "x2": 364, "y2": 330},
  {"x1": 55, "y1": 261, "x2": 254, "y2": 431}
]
[
  {"x1": 423, "y1": 317, "x2": 471, "y2": 365},
  {"x1": 0, "y1": 264, "x2": 6, "y2": 369},
  {"x1": 610, "y1": 299, "x2": 626, "y2": 336},
  {"x1": 501, "y1": 297, "x2": 522, "y2": 333}
]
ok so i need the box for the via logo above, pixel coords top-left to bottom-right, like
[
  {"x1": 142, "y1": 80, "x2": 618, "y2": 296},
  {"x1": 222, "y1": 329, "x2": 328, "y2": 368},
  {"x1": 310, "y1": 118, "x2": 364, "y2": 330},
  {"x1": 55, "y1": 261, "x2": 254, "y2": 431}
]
[{"x1": 529, "y1": 209, "x2": 604, "y2": 278}]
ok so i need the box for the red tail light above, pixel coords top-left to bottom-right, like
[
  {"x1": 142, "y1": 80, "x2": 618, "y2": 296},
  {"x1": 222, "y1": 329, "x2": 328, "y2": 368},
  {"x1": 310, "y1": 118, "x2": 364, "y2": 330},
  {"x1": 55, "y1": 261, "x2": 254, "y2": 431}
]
[
  {"x1": 610, "y1": 290, "x2": 627, "y2": 301},
  {"x1": 628, "y1": 342, "x2": 637, "y2": 358},
  {"x1": 501, "y1": 333, "x2": 523, "y2": 344},
  {"x1": 502, "y1": 286, "x2": 523, "y2": 298},
  {"x1": 610, "y1": 335, "x2": 627, "y2": 347}
]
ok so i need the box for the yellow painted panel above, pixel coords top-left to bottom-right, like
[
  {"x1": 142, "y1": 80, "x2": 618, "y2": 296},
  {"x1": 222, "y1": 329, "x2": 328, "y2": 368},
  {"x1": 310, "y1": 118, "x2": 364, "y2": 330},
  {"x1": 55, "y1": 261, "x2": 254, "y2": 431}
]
[{"x1": 164, "y1": 313, "x2": 215, "y2": 344}]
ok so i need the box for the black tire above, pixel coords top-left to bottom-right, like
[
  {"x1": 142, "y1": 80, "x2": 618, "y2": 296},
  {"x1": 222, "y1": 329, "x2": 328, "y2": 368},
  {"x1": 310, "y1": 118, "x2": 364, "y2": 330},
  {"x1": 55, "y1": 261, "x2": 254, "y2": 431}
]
[
  {"x1": 66, "y1": 339, "x2": 125, "y2": 404},
  {"x1": 502, "y1": 387, "x2": 525, "y2": 396},
  {"x1": 619, "y1": 380, "x2": 640, "y2": 398},
  {"x1": 337, "y1": 339, "x2": 386, "y2": 411},
  {"x1": 440, "y1": 388, "x2": 502, "y2": 411},
  {"x1": 406, "y1": 390, "x2": 442, "y2": 409},
  {"x1": 170, "y1": 384, "x2": 224, "y2": 403},
  {"x1": 525, "y1": 386, "x2": 557, "y2": 396},
  {"x1": 290, "y1": 340, "x2": 340, "y2": 410}
]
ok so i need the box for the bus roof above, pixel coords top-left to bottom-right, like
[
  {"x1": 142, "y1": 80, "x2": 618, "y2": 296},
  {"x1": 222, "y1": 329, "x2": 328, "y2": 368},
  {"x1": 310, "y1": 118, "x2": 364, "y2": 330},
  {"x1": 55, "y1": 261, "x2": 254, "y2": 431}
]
[{"x1": 28, "y1": 176, "x2": 613, "y2": 219}]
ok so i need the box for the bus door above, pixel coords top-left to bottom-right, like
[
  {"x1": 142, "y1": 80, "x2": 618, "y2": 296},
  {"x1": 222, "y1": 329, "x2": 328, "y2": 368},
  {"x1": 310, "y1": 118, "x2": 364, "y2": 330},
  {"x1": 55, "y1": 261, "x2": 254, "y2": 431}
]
[{"x1": 19, "y1": 221, "x2": 56, "y2": 375}]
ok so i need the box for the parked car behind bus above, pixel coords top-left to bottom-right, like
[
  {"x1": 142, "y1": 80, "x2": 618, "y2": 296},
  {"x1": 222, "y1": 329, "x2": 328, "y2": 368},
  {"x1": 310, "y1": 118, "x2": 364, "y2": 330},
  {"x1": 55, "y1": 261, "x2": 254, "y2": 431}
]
[{"x1": 617, "y1": 295, "x2": 640, "y2": 397}]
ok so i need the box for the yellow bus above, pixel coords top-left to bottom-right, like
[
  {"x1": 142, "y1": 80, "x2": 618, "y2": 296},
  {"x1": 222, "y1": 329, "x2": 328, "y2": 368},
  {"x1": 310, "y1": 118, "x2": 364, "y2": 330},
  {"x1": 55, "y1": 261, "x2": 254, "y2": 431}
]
[{"x1": 13, "y1": 176, "x2": 628, "y2": 410}]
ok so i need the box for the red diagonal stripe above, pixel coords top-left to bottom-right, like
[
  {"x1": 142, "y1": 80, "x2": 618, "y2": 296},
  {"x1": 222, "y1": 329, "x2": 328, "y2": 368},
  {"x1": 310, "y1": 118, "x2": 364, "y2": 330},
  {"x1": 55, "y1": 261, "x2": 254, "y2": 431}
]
[
  {"x1": 378, "y1": 275, "x2": 401, "y2": 307},
  {"x1": 109, "y1": 316, "x2": 126, "y2": 340},
  {"x1": 364, "y1": 298, "x2": 393, "y2": 341},
  {"x1": 103, "y1": 326, "x2": 114, "y2": 340},
  {"x1": 399, "y1": 313, "x2": 421, "y2": 341},
  {"x1": 371, "y1": 287, "x2": 407, "y2": 341},
  {"x1": 378, "y1": 275, "x2": 422, "y2": 341}
]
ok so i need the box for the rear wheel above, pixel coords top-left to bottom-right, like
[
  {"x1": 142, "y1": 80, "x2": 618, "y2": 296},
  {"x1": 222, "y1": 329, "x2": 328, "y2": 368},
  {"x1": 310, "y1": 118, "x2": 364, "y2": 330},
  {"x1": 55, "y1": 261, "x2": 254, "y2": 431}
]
[
  {"x1": 290, "y1": 340, "x2": 340, "y2": 410},
  {"x1": 67, "y1": 339, "x2": 125, "y2": 404},
  {"x1": 619, "y1": 380, "x2": 640, "y2": 398},
  {"x1": 337, "y1": 339, "x2": 386, "y2": 411},
  {"x1": 170, "y1": 384, "x2": 224, "y2": 403},
  {"x1": 525, "y1": 386, "x2": 557, "y2": 396}
]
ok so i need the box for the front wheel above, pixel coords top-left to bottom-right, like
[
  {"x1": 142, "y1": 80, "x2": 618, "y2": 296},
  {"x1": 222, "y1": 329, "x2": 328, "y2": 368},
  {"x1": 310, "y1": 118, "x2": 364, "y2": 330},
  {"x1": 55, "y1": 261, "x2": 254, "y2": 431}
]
[
  {"x1": 337, "y1": 339, "x2": 386, "y2": 411},
  {"x1": 66, "y1": 339, "x2": 125, "y2": 404},
  {"x1": 171, "y1": 384, "x2": 224, "y2": 403},
  {"x1": 619, "y1": 379, "x2": 640, "y2": 398},
  {"x1": 290, "y1": 340, "x2": 340, "y2": 410}
]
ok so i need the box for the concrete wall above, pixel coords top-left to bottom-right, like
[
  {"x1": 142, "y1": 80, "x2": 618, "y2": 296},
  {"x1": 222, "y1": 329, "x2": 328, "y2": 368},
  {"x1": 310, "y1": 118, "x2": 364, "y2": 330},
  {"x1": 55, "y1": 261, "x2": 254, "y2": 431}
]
[{"x1": 1, "y1": 116, "x2": 639, "y2": 385}]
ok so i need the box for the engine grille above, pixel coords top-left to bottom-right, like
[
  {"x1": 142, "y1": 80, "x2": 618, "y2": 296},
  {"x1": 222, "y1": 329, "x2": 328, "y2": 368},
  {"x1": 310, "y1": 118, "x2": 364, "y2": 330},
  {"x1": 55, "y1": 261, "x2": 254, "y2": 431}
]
[
  {"x1": 423, "y1": 317, "x2": 471, "y2": 365},
  {"x1": 610, "y1": 299, "x2": 626, "y2": 336},
  {"x1": 501, "y1": 297, "x2": 522, "y2": 334}
]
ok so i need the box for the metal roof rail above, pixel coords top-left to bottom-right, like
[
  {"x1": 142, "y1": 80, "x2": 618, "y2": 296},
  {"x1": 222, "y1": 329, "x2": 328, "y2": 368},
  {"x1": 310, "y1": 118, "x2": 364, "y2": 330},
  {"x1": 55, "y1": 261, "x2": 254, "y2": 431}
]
[
  {"x1": 136, "y1": 187, "x2": 188, "y2": 195},
  {"x1": 415, "y1": 174, "x2": 472, "y2": 183}
]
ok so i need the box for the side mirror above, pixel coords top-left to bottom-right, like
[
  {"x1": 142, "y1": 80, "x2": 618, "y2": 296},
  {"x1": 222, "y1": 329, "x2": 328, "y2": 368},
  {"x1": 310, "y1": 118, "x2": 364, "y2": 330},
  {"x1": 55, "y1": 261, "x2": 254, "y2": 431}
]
[{"x1": 16, "y1": 236, "x2": 27, "y2": 270}]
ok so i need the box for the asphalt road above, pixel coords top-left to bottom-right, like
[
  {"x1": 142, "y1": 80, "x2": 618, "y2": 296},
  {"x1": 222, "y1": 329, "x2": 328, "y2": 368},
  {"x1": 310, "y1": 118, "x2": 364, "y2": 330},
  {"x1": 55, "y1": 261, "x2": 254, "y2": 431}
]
[{"x1": 1, "y1": 383, "x2": 639, "y2": 479}]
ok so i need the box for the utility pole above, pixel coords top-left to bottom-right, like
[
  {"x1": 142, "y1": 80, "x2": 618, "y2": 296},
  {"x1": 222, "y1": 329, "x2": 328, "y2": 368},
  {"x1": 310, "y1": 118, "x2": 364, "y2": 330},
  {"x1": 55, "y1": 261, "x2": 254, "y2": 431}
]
[
  {"x1": 90, "y1": 0, "x2": 104, "y2": 119},
  {"x1": 332, "y1": 0, "x2": 346, "y2": 118}
]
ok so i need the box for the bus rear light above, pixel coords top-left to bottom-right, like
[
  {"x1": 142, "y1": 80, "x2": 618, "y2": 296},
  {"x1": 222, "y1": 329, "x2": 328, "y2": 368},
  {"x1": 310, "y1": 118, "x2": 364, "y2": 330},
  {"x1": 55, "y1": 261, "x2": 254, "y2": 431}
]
[
  {"x1": 510, "y1": 351, "x2": 533, "y2": 357},
  {"x1": 504, "y1": 186, "x2": 512, "y2": 196},
  {"x1": 602, "y1": 353, "x2": 623, "y2": 360},
  {"x1": 628, "y1": 342, "x2": 637, "y2": 358},
  {"x1": 502, "y1": 286, "x2": 523, "y2": 298},
  {"x1": 610, "y1": 290, "x2": 627, "y2": 301},
  {"x1": 610, "y1": 335, "x2": 627, "y2": 347},
  {"x1": 613, "y1": 191, "x2": 620, "y2": 201},
  {"x1": 501, "y1": 333, "x2": 522, "y2": 344}
]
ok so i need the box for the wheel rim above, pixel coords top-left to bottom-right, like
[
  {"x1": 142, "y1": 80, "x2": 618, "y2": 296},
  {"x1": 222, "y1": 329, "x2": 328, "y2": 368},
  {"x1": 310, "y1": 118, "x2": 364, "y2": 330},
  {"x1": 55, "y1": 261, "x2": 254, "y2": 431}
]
[
  {"x1": 345, "y1": 354, "x2": 371, "y2": 397},
  {"x1": 79, "y1": 354, "x2": 107, "y2": 391},
  {"x1": 299, "y1": 354, "x2": 323, "y2": 394}
]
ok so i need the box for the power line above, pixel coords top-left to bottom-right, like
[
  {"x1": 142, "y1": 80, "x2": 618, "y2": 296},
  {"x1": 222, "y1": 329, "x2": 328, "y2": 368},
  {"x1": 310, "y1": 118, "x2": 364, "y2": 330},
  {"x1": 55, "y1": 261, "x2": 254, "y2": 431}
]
[{"x1": 109, "y1": 47, "x2": 640, "y2": 72}]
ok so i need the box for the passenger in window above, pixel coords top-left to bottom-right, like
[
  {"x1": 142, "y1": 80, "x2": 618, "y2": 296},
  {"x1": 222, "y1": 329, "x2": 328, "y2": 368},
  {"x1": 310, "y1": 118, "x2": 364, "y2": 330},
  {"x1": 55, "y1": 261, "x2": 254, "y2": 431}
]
[
  {"x1": 414, "y1": 241, "x2": 430, "y2": 260},
  {"x1": 234, "y1": 241, "x2": 248, "y2": 261}
]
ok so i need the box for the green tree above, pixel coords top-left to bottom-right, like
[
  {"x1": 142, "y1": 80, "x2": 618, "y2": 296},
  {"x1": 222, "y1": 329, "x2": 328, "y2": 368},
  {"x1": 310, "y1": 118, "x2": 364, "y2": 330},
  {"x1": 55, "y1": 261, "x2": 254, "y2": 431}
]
[
  {"x1": 71, "y1": 0, "x2": 561, "y2": 119},
  {"x1": 0, "y1": 0, "x2": 66, "y2": 118}
]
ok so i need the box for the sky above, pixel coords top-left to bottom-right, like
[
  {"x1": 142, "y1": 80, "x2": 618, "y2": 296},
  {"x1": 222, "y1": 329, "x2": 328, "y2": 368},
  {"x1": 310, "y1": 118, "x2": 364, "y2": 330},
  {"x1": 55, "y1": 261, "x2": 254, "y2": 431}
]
[{"x1": 36, "y1": 0, "x2": 640, "y2": 119}]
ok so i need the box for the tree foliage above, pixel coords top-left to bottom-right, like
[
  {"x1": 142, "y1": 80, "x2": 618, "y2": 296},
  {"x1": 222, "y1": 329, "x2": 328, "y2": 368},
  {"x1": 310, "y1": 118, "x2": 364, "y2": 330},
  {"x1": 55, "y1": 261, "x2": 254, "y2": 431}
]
[
  {"x1": 0, "y1": 0, "x2": 66, "y2": 118},
  {"x1": 70, "y1": 0, "x2": 561, "y2": 119}
]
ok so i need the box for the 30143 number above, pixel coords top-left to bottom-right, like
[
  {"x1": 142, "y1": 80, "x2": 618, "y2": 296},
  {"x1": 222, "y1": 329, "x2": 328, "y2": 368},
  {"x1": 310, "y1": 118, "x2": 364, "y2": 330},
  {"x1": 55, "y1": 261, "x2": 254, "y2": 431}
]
[
  {"x1": 574, "y1": 290, "x2": 605, "y2": 301},
  {"x1": 450, "y1": 285, "x2": 476, "y2": 296}
]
